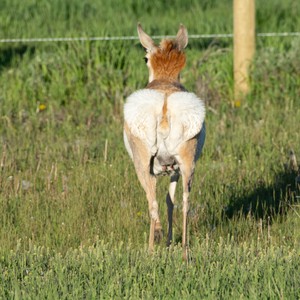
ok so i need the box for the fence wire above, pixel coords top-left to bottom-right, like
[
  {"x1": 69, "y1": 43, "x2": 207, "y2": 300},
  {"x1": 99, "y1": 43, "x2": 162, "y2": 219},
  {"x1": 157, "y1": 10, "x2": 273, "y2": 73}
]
[{"x1": 0, "y1": 32, "x2": 299, "y2": 44}]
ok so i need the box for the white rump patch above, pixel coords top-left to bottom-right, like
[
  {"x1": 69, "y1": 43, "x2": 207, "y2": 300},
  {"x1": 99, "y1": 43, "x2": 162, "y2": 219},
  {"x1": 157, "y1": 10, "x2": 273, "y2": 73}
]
[
  {"x1": 124, "y1": 89, "x2": 164, "y2": 154},
  {"x1": 168, "y1": 91, "x2": 205, "y2": 141},
  {"x1": 124, "y1": 89, "x2": 205, "y2": 156}
]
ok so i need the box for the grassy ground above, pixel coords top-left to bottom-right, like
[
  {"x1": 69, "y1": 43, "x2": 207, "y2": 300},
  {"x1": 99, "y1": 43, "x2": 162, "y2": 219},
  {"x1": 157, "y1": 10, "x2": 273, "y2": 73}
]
[{"x1": 0, "y1": 0, "x2": 300, "y2": 298}]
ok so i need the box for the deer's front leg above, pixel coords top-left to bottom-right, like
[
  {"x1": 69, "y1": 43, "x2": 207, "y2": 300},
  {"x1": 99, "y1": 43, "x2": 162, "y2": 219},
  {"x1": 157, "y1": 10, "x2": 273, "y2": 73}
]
[{"x1": 166, "y1": 174, "x2": 179, "y2": 246}]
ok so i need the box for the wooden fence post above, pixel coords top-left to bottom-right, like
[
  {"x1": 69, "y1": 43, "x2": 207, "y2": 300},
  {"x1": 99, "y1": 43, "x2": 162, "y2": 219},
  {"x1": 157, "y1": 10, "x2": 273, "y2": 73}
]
[{"x1": 234, "y1": 0, "x2": 255, "y2": 106}]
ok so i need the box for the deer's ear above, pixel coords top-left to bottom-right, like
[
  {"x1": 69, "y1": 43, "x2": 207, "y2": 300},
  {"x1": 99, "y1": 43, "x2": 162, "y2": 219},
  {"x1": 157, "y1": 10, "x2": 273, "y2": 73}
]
[
  {"x1": 176, "y1": 24, "x2": 188, "y2": 50},
  {"x1": 137, "y1": 23, "x2": 156, "y2": 52}
]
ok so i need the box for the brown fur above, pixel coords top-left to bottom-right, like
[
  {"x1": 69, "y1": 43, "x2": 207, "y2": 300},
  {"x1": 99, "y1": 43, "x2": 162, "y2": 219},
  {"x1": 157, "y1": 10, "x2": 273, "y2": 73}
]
[
  {"x1": 150, "y1": 40, "x2": 186, "y2": 81},
  {"x1": 146, "y1": 79, "x2": 187, "y2": 94},
  {"x1": 160, "y1": 94, "x2": 168, "y2": 129}
]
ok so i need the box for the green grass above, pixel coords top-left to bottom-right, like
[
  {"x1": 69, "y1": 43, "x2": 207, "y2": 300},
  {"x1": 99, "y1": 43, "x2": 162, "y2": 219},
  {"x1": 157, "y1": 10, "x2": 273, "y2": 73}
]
[
  {"x1": 0, "y1": 0, "x2": 300, "y2": 298},
  {"x1": 1, "y1": 239, "x2": 299, "y2": 299}
]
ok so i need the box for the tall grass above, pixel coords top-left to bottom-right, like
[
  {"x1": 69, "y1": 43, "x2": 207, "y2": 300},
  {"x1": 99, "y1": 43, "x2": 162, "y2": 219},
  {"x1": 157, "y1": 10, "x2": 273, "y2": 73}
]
[{"x1": 0, "y1": 0, "x2": 300, "y2": 298}]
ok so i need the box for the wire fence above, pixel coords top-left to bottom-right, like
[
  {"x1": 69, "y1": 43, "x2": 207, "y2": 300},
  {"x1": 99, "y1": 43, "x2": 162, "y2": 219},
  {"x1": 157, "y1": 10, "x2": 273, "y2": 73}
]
[{"x1": 0, "y1": 32, "x2": 299, "y2": 44}]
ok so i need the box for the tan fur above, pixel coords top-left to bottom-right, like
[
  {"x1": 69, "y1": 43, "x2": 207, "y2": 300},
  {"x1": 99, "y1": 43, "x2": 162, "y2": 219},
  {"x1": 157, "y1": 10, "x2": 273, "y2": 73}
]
[
  {"x1": 160, "y1": 94, "x2": 169, "y2": 130},
  {"x1": 179, "y1": 138, "x2": 198, "y2": 168},
  {"x1": 149, "y1": 40, "x2": 186, "y2": 81}
]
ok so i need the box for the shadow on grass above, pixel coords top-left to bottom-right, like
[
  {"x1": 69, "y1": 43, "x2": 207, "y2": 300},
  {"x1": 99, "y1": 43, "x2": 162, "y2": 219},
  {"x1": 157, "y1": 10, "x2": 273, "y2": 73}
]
[
  {"x1": 224, "y1": 169, "x2": 299, "y2": 221},
  {"x1": 0, "y1": 45, "x2": 35, "y2": 71}
]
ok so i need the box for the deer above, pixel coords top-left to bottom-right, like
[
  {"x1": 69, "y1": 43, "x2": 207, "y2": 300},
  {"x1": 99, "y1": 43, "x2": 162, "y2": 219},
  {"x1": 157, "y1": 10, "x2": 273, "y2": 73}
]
[{"x1": 123, "y1": 23, "x2": 206, "y2": 260}]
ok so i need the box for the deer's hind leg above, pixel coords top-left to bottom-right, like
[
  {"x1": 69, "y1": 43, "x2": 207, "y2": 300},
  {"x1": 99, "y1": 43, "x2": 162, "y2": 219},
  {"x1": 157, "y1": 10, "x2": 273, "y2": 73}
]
[
  {"x1": 177, "y1": 138, "x2": 198, "y2": 261},
  {"x1": 125, "y1": 127, "x2": 162, "y2": 252}
]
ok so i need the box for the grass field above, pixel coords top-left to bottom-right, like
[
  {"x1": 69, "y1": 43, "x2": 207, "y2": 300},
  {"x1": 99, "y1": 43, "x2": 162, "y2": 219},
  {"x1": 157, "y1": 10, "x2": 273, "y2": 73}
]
[{"x1": 0, "y1": 0, "x2": 300, "y2": 298}]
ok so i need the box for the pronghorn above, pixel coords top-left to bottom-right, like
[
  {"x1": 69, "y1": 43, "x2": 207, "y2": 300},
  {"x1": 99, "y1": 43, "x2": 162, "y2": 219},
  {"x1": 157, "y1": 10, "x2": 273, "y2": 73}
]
[{"x1": 123, "y1": 23, "x2": 206, "y2": 259}]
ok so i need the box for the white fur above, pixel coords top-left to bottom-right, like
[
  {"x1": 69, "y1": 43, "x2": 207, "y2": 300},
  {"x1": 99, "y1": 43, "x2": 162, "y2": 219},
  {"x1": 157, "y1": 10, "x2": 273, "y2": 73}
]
[
  {"x1": 124, "y1": 89, "x2": 162, "y2": 155},
  {"x1": 124, "y1": 89, "x2": 205, "y2": 156},
  {"x1": 166, "y1": 92, "x2": 205, "y2": 155},
  {"x1": 168, "y1": 92, "x2": 205, "y2": 140}
]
